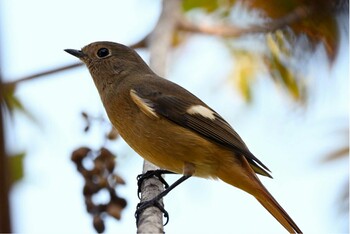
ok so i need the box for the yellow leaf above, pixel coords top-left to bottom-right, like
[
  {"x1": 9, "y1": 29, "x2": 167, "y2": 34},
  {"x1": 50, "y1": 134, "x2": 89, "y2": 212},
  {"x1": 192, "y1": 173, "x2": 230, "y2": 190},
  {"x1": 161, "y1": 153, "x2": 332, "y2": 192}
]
[
  {"x1": 230, "y1": 51, "x2": 261, "y2": 102},
  {"x1": 265, "y1": 36, "x2": 306, "y2": 103},
  {"x1": 172, "y1": 30, "x2": 187, "y2": 47}
]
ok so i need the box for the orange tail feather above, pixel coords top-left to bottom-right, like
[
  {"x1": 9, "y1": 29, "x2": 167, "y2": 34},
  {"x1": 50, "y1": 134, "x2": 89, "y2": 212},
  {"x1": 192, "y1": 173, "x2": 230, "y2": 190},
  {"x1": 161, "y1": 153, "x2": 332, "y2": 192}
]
[
  {"x1": 217, "y1": 156, "x2": 302, "y2": 233},
  {"x1": 255, "y1": 186, "x2": 302, "y2": 233}
]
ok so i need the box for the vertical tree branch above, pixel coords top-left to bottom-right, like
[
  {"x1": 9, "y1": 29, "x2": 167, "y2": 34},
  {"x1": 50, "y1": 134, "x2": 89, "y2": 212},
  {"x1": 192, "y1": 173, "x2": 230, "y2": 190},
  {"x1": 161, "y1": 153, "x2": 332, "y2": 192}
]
[
  {"x1": 148, "y1": 0, "x2": 180, "y2": 77},
  {"x1": 0, "y1": 97, "x2": 11, "y2": 234},
  {"x1": 137, "y1": 0, "x2": 180, "y2": 232},
  {"x1": 0, "y1": 58, "x2": 12, "y2": 232}
]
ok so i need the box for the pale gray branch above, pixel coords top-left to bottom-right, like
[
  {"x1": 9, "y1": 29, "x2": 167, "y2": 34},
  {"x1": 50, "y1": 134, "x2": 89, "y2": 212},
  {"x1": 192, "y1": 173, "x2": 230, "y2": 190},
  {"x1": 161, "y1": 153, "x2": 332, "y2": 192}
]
[
  {"x1": 148, "y1": 0, "x2": 180, "y2": 77},
  {"x1": 136, "y1": 161, "x2": 165, "y2": 233},
  {"x1": 177, "y1": 6, "x2": 312, "y2": 37}
]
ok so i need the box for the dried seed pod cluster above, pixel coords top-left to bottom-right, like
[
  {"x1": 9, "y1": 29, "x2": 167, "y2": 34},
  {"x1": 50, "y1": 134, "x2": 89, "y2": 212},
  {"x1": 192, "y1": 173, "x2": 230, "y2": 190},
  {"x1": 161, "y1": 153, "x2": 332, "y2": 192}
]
[{"x1": 71, "y1": 147, "x2": 127, "y2": 233}]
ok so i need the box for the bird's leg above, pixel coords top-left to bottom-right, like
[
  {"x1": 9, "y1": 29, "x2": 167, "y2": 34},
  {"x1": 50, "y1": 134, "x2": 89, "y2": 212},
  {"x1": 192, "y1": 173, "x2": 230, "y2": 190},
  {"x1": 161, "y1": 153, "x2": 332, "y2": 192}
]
[
  {"x1": 137, "y1": 169, "x2": 176, "y2": 198},
  {"x1": 135, "y1": 174, "x2": 191, "y2": 226}
]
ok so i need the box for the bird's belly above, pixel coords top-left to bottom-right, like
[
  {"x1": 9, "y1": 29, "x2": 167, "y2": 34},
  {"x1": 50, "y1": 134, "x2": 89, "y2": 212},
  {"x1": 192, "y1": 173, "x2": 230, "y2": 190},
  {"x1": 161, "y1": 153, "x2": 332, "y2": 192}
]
[{"x1": 114, "y1": 114, "x2": 220, "y2": 178}]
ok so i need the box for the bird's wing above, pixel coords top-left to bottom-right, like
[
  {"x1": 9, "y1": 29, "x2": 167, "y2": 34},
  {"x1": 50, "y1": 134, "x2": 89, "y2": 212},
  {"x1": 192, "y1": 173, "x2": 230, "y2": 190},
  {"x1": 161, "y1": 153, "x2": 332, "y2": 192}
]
[{"x1": 130, "y1": 87, "x2": 272, "y2": 178}]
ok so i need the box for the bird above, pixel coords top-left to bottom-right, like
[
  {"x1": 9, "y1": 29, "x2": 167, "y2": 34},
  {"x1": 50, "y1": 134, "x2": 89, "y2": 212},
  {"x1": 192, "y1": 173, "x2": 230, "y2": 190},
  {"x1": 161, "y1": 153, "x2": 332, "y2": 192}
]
[{"x1": 65, "y1": 41, "x2": 302, "y2": 233}]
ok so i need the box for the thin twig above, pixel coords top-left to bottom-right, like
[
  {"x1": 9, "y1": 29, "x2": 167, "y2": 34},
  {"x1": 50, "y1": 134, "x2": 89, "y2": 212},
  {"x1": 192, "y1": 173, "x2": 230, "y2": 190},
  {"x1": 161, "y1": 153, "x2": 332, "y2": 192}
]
[
  {"x1": 4, "y1": 37, "x2": 149, "y2": 87},
  {"x1": 6, "y1": 62, "x2": 84, "y2": 87},
  {"x1": 177, "y1": 6, "x2": 312, "y2": 37}
]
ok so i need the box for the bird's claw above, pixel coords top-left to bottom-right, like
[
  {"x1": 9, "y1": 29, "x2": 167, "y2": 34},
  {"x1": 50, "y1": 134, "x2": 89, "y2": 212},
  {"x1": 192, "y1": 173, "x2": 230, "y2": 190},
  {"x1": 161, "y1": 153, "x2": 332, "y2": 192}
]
[
  {"x1": 135, "y1": 199, "x2": 169, "y2": 226},
  {"x1": 137, "y1": 170, "x2": 172, "y2": 199}
]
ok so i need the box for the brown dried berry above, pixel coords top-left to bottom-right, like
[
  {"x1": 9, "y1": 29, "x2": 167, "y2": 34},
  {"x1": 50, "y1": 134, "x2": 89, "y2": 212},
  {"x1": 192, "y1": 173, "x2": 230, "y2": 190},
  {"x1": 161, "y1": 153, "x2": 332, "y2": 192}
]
[
  {"x1": 71, "y1": 147, "x2": 91, "y2": 164},
  {"x1": 110, "y1": 196, "x2": 127, "y2": 209},
  {"x1": 106, "y1": 203, "x2": 122, "y2": 220},
  {"x1": 93, "y1": 215, "x2": 105, "y2": 233},
  {"x1": 105, "y1": 160, "x2": 115, "y2": 173},
  {"x1": 85, "y1": 196, "x2": 95, "y2": 213},
  {"x1": 97, "y1": 177, "x2": 108, "y2": 188},
  {"x1": 83, "y1": 181, "x2": 99, "y2": 196},
  {"x1": 99, "y1": 148, "x2": 115, "y2": 160},
  {"x1": 93, "y1": 160, "x2": 105, "y2": 174}
]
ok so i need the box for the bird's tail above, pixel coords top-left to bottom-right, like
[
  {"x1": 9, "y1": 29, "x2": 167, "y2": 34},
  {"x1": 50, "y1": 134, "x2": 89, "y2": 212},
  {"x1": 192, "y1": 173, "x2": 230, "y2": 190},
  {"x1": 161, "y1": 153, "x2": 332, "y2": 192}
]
[
  {"x1": 217, "y1": 156, "x2": 302, "y2": 233},
  {"x1": 255, "y1": 184, "x2": 302, "y2": 233}
]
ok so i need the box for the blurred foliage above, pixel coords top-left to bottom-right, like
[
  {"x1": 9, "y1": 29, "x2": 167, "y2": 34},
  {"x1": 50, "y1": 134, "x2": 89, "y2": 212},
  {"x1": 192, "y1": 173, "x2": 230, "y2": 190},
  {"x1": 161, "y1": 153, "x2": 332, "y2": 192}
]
[
  {"x1": 180, "y1": 0, "x2": 345, "y2": 104},
  {"x1": 8, "y1": 152, "x2": 25, "y2": 185},
  {"x1": 229, "y1": 50, "x2": 261, "y2": 102},
  {"x1": 245, "y1": 0, "x2": 340, "y2": 61},
  {"x1": 2, "y1": 84, "x2": 24, "y2": 116},
  {"x1": 264, "y1": 32, "x2": 306, "y2": 103},
  {"x1": 322, "y1": 125, "x2": 349, "y2": 162},
  {"x1": 182, "y1": 0, "x2": 236, "y2": 12},
  {"x1": 1, "y1": 82, "x2": 26, "y2": 187},
  {"x1": 182, "y1": 0, "x2": 219, "y2": 12},
  {"x1": 180, "y1": 2, "x2": 347, "y2": 227},
  {"x1": 228, "y1": 30, "x2": 306, "y2": 104},
  {"x1": 322, "y1": 125, "x2": 349, "y2": 228},
  {"x1": 2, "y1": 83, "x2": 36, "y2": 123}
]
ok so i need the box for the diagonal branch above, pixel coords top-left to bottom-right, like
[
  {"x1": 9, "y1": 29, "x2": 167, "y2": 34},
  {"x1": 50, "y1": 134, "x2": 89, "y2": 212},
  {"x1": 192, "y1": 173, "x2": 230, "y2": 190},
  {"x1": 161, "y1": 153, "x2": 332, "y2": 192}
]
[
  {"x1": 4, "y1": 37, "x2": 149, "y2": 87},
  {"x1": 6, "y1": 62, "x2": 84, "y2": 87},
  {"x1": 177, "y1": 5, "x2": 311, "y2": 37}
]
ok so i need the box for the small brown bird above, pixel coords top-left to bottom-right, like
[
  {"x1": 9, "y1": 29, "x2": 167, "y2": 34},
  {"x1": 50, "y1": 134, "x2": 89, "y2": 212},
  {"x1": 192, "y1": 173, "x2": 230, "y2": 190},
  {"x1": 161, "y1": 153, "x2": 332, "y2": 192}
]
[{"x1": 65, "y1": 41, "x2": 302, "y2": 233}]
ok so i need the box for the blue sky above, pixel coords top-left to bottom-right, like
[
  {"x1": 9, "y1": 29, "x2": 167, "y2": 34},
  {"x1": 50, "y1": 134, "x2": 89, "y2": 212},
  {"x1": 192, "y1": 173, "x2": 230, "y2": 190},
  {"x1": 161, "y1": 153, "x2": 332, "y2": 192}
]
[{"x1": 2, "y1": 0, "x2": 349, "y2": 233}]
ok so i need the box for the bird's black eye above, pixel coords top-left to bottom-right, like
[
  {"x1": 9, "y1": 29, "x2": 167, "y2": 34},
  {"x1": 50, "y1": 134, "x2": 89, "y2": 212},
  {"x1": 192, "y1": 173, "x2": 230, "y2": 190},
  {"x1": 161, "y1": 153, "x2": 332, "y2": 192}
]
[{"x1": 96, "y1": 48, "x2": 110, "y2": 58}]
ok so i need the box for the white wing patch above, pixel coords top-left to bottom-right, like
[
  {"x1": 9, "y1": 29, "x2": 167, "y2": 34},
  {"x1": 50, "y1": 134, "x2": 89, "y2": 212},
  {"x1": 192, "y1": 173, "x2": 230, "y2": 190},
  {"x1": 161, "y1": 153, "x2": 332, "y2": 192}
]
[
  {"x1": 186, "y1": 105, "x2": 216, "y2": 120},
  {"x1": 130, "y1": 89, "x2": 159, "y2": 119}
]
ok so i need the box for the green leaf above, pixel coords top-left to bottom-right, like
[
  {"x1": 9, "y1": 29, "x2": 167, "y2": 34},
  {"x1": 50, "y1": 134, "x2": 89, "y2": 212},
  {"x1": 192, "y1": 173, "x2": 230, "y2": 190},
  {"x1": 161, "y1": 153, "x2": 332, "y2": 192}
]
[
  {"x1": 2, "y1": 83, "x2": 37, "y2": 122},
  {"x1": 9, "y1": 152, "x2": 25, "y2": 184},
  {"x1": 182, "y1": 0, "x2": 219, "y2": 12},
  {"x1": 2, "y1": 83, "x2": 26, "y2": 115}
]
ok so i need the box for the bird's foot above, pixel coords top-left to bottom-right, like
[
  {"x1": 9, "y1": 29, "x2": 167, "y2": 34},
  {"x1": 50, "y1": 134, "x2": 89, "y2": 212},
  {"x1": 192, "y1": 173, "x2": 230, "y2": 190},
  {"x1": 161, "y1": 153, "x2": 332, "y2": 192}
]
[
  {"x1": 135, "y1": 199, "x2": 169, "y2": 226},
  {"x1": 137, "y1": 169, "x2": 175, "y2": 199}
]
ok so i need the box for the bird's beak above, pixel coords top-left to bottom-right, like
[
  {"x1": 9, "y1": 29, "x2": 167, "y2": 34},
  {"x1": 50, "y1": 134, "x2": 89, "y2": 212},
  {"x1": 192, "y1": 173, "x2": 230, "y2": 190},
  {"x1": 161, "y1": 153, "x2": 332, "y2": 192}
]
[{"x1": 64, "y1": 49, "x2": 86, "y2": 58}]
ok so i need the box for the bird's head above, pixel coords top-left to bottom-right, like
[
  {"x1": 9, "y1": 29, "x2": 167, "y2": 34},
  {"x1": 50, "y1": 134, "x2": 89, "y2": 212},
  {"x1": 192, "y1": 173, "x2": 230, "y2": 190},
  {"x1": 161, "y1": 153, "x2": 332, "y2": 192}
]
[{"x1": 65, "y1": 41, "x2": 153, "y2": 93}]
